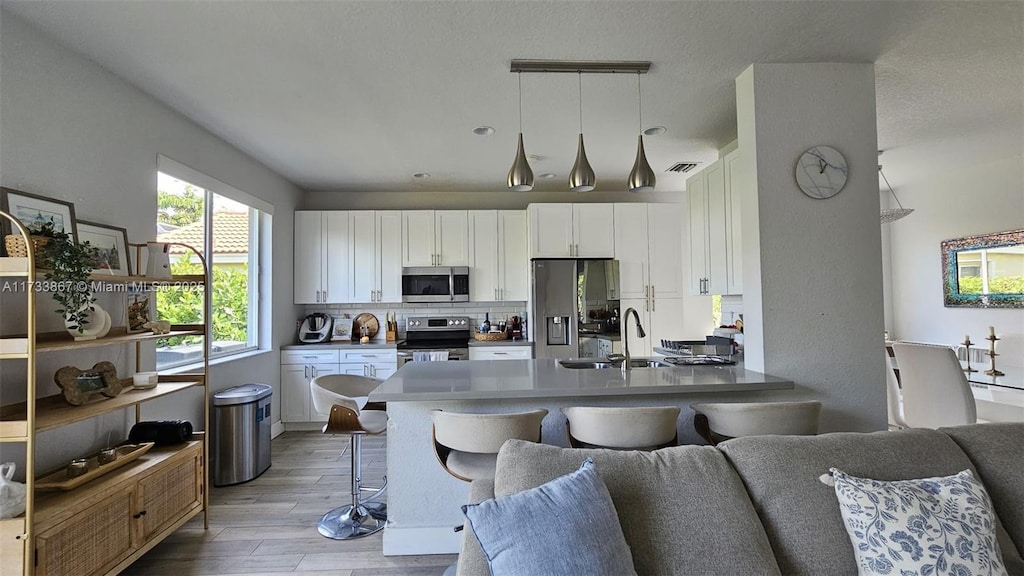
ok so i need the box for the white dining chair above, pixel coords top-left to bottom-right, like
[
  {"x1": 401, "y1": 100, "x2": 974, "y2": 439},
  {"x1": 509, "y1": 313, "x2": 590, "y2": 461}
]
[
  {"x1": 892, "y1": 342, "x2": 976, "y2": 428},
  {"x1": 886, "y1": 353, "x2": 908, "y2": 429},
  {"x1": 561, "y1": 406, "x2": 680, "y2": 450},
  {"x1": 431, "y1": 409, "x2": 548, "y2": 482}
]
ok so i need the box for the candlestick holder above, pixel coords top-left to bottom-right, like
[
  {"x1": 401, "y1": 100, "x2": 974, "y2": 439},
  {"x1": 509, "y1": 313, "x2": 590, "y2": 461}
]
[
  {"x1": 961, "y1": 337, "x2": 977, "y2": 373},
  {"x1": 984, "y1": 335, "x2": 1004, "y2": 377}
]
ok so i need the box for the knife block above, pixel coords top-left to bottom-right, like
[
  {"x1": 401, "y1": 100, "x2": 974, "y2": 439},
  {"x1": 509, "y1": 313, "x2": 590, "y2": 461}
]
[{"x1": 386, "y1": 329, "x2": 397, "y2": 342}]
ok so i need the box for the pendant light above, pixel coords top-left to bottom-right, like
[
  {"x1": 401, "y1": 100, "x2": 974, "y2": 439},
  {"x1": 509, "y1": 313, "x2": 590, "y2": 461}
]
[
  {"x1": 879, "y1": 166, "x2": 914, "y2": 223},
  {"x1": 628, "y1": 72, "x2": 656, "y2": 192},
  {"x1": 507, "y1": 71, "x2": 534, "y2": 191},
  {"x1": 569, "y1": 72, "x2": 596, "y2": 192}
]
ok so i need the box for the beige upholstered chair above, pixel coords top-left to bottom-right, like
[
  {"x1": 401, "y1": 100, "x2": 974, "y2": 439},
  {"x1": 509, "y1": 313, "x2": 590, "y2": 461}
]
[
  {"x1": 310, "y1": 374, "x2": 388, "y2": 540},
  {"x1": 886, "y1": 353, "x2": 908, "y2": 429},
  {"x1": 561, "y1": 406, "x2": 680, "y2": 449},
  {"x1": 431, "y1": 409, "x2": 548, "y2": 482},
  {"x1": 893, "y1": 342, "x2": 977, "y2": 429},
  {"x1": 690, "y1": 401, "x2": 822, "y2": 445}
]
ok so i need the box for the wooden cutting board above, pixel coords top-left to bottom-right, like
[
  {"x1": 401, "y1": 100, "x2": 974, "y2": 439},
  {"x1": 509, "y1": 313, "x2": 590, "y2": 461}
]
[{"x1": 352, "y1": 313, "x2": 379, "y2": 339}]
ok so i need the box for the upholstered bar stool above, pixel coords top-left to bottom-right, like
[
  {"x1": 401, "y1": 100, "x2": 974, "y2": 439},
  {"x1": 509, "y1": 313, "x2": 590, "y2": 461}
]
[
  {"x1": 431, "y1": 409, "x2": 548, "y2": 482},
  {"x1": 561, "y1": 406, "x2": 681, "y2": 450},
  {"x1": 310, "y1": 374, "x2": 388, "y2": 540},
  {"x1": 690, "y1": 401, "x2": 822, "y2": 445}
]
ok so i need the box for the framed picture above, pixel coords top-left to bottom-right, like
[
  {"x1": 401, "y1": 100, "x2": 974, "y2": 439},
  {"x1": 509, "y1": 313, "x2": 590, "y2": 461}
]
[
  {"x1": 0, "y1": 187, "x2": 78, "y2": 249},
  {"x1": 77, "y1": 221, "x2": 131, "y2": 276},
  {"x1": 126, "y1": 293, "x2": 152, "y2": 334}
]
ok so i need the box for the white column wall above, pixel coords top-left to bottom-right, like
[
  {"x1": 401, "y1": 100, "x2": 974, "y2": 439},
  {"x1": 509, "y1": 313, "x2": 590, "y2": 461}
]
[{"x1": 736, "y1": 63, "x2": 886, "y2": 433}]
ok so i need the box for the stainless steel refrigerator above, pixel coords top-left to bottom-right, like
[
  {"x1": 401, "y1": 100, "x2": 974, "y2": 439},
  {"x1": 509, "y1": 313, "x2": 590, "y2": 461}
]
[{"x1": 531, "y1": 259, "x2": 620, "y2": 359}]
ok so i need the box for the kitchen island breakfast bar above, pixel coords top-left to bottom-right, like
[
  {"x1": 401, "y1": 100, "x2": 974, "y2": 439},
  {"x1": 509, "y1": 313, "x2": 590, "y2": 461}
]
[{"x1": 368, "y1": 358, "x2": 794, "y2": 555}]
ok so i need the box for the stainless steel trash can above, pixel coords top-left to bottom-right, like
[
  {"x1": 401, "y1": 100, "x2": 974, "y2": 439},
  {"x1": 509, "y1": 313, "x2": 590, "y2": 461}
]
[{"x1": 212, "y1": 383, "x2": 272, "y2": 486}]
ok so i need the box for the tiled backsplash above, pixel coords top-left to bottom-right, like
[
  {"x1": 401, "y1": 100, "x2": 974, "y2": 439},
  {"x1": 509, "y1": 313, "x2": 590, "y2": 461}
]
[
  {"x1": 302, "y1": 302, "x2": 528, "y2": 334},
  {"x1": 720, "y1": 295, "x2": 743, "y2": 325}
]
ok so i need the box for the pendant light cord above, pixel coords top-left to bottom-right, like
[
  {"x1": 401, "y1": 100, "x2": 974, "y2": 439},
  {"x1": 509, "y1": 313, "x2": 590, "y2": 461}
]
[
  {"x1": 637, "y1": 72, "x2": 643, "y2": 133},
  {"x1": 578, "y1": 71, "x2": 583, "y2": 133},
  {"x1": 518, "y1": 71, "x2": 523, "y2": 133},
  {"x1": 879, "y1": 168, "x2": 905, "y2": 210}
]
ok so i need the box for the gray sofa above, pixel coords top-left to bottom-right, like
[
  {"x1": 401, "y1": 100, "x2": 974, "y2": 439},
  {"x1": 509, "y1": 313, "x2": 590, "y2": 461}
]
[{"x1": 457, "y1": 423, "x2": 1024, "y2": 576}]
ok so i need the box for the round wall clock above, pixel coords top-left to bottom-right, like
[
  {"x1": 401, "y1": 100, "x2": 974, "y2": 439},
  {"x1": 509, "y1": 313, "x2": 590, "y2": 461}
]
[{"x1": 795, "y1": 145, "x2": 848, "y2": 199}]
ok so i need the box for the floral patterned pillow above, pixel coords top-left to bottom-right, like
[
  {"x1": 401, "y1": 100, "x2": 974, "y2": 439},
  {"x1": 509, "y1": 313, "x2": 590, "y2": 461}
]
[{"x1": 826, "y1": 468, "x2": 1006, "y2": 576}]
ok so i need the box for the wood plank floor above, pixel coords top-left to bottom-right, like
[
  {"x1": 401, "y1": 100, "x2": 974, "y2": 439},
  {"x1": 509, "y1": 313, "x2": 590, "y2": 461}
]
[{"x1": 122, "y1": 431, "x2": 457, "y2": 576}]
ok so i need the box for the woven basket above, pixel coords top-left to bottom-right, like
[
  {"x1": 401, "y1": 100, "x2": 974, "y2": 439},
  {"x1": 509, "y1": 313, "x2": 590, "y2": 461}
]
[
  {"x1": 474, "y1": 331, "x2": 509, "y2": 342},
  {"x1": 4, "y1": 234, "x2": 51, "y2": 267}
]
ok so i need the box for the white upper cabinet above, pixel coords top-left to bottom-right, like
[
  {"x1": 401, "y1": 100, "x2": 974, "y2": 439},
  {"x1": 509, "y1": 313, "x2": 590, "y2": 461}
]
[
  {"x1": 294, "y1": 211, "x2": 351, "y2": 304},
  {"x1": 528, "y1": 204, "x2": 574, "y2": 258},
  {"x1": 353, "y1": 211, "x2": 402, "y2": 303},
  {"x1": 687, "y1": 148, "x2": 742, "y2": 296},
  {"x1": 498, "y1": 210, "x2": 528, "y2": 301},
  {"x1": 469, "y1": 210, "x2": 499, "y2": 301},
  {"x1": 435, "y1": 210, "x2": 470, "y2": 266},
  {"x1": 614, "y1": 203, "x2": 684, "y2": 302},
  {"x1": 723, "y1": 149, "x2": 743, "y2": 295},
  {"x1": 613, "y1": 203, "x2": 649, "y2": 300},
  {"x1": 294, "y1": 211, "x2": 323, "y2": 304},
  {"x1": 528, "y1": 203, "x2": 614, "y2": 258},
  {"x1": 469, "y1": 210, "x2": 528, "y2": 302},
  {"x1": 402, "y1": 210, "x2": 469, "y2": 267},
  {"x1": 647, "y1": 204, "x2": 685, "y2": 300},
  {"x1": 377, "y1": 212, "x2": 403, "y2": 303},
  {"x1": 402, "y1": 210, "x2": 436, "y2": 266},
  {"x1": 572, "y1": 204, "x2": 615, "y2": 258}
]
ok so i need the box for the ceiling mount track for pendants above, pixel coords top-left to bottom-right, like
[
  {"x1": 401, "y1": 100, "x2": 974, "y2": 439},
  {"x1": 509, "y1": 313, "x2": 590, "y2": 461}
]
[{"x1": 510, "y1": 60, "x2": 651, "y2": 74}]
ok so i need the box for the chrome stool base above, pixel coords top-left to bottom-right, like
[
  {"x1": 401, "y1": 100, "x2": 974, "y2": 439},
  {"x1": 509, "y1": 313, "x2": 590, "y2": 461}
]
[{"x1": 317, "y1": 503, "x2": 386, "y2": 540}]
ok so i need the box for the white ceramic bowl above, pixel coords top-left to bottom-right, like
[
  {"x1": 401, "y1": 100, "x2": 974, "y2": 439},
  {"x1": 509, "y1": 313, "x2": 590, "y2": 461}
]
[{"x1": 132, "y1": 371, "x2": 158, "y2": 389}]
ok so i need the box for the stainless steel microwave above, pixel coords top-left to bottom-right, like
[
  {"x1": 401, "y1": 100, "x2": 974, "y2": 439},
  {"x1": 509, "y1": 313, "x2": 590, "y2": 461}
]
[{"x1": 401, "y1": 266, "x2": 470, "y2": 303}]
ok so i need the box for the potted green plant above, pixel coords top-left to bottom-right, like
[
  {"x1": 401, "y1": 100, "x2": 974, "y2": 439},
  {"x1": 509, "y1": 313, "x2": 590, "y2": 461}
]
[{"x1": 41, "y1": 230, "x2": 103, "y2": 338}]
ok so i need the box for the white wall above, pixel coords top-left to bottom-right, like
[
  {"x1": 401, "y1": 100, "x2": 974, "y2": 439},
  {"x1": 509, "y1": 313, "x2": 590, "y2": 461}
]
[
  {"x1": 886, "y1": 153, "x2": 1024, "y2": 367},
  {"x1": 737, "y1": 63, "x2": 886, "y2": 433},
  {"x1": 0, "y1": 12, "x2": 302, "y2": 475}
]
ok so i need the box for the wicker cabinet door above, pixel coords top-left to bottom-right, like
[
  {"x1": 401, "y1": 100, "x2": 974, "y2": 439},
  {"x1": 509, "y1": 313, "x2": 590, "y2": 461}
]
[
  {"x1": 35, "y1": 487, "x2": 135, "y2": 576},
  {"x1": 137, "y1": 451, "x2": 201, "y2": 542}
]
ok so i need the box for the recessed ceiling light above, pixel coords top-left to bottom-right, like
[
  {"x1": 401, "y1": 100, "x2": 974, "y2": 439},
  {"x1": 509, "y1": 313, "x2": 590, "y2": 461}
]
[
  {"x1": 538, "y1": 173, "x2": 556, "y2": 179},
  {"x1": 643, "y1": 126, "x2": 666, "y2": 136},
  {"x1": 473, "y1": 126, "x2": 495, "y2": 136},
  {"x1": 413, "y1": 173, "x2": 431, "y2": 179}
]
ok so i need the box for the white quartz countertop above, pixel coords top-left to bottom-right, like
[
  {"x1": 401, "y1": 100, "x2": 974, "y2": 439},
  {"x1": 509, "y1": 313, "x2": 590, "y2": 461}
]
[
  {"x1": 369, "y1": 358, "x2": 793, "y2": 402},
  {"x1": 282, "y1": 340, "x2": 397, "y2": 350},
  {"x1": 467, "y1": 339, "x2": 534, "y2": 347}
]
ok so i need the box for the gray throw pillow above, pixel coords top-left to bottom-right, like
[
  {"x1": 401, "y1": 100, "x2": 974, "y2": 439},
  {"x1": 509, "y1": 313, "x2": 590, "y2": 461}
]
[{"x1": 462, "y1": 458, "x2": 636, "y2": 576}]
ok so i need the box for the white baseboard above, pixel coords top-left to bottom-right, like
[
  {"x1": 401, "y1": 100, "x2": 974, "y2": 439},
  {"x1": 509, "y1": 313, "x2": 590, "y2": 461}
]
[
  {"x1": 271, "y1": 420, "x2": 285, "y2": 439},
  {"x1": 383, "y1": 525, "x2": 461, "y2": 556}
]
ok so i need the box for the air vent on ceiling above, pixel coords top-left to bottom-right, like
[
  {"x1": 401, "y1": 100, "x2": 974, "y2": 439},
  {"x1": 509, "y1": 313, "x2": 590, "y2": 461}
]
[{"x1": 665, "y1": 162, "x2": 699, "y2": 173}]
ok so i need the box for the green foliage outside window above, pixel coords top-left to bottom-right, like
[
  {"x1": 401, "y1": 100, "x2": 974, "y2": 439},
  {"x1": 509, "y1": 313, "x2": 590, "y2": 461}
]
[
  {"x1": 957, "y1": 276, "x2": 1024, "y2": 295},
  {"x1": 156, "y1": 257, "x2": 249, "y2": 347}
]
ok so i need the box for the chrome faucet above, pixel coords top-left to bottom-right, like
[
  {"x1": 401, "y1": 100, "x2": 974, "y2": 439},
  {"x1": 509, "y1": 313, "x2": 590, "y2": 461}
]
[{"x1": 620, "y1": 307, "x2": 646, "y2": 372}]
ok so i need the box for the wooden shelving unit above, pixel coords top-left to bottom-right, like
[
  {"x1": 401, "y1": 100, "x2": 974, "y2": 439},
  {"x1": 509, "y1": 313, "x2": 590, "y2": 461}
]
[{"x1": 0, "y1": 218, "x2": 211, "y2": 576}]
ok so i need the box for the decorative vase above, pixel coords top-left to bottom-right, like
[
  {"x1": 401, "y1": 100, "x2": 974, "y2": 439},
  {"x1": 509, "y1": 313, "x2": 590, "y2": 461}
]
[
  {"x1": 65, "y1": 302, "x2": 108, "y2": 341},
  {"x1": 145, "y1": 242, "x2": 171, "y2": 279}
]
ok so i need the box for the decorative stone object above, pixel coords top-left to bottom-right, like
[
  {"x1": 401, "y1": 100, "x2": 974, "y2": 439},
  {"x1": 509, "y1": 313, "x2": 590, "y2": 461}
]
[{"x1": 54, "y1": 361, "x2": 123, "y2": 406}]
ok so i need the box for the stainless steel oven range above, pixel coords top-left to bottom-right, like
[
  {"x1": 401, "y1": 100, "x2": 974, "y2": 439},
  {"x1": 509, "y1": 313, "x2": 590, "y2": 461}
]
[{"x1": 396, "y1": 316, "x2": 470, "y2": 366}]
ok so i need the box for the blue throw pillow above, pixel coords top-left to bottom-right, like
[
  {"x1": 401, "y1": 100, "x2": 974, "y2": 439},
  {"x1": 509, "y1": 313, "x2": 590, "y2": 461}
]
[
  {"x1": 826, "y1": 468, "x2": 1006, "y2": 576},
  {"x1": 462, "y1": 458, "x2": 636, "y2": 576}
]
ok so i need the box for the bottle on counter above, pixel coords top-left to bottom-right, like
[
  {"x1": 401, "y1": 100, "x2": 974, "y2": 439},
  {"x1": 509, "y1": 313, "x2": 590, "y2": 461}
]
[{"x1": 481, "y1": 313, "x2": 491, "y2": 333}]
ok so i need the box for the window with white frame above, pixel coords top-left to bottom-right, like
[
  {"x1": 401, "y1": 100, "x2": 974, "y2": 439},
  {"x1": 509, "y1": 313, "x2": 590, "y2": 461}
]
[{"x1": 154, "y1": 158, "x2": 269, "y2": 369}]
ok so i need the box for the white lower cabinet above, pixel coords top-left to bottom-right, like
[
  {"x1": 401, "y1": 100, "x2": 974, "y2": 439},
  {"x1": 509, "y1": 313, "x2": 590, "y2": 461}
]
[
  {"x1": 341, "y1": 350, "x2": 398, "y2": 379},
  {"x1": 281, "y1": 350, "x2": 341, "y2": 423},
  {"x1": 281, "y1": 348, "x2": 397, "y2": 424},
  {"x1": 468, "y1": 346, "x2": 533, "y2": 361}
]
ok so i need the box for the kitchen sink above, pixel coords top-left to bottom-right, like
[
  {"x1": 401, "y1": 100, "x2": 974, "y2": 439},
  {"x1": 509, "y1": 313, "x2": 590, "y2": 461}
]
[{"x1": 559, "y1": 359, "x2": 671, "y2": 370}]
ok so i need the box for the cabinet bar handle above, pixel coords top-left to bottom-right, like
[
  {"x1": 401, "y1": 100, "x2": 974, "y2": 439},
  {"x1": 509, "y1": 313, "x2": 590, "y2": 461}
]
[
  {"x1": 644, "y1": 285, "x2": 649, "y2": 298},
  {"x1": 651, "y1": 285, "x2": 654, "y2": 300},
  {"x1": 377, "y1": 290, "x2": 382, "y2": 301},
  {"x1": 304, "y1": 366, "x2": 309, "y2": 378}
]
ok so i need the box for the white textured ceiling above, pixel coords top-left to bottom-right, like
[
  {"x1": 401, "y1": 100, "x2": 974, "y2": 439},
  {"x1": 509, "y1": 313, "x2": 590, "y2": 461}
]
[{"x1": 3, "y1": 1, "x2": 1022, "y2": 193}]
